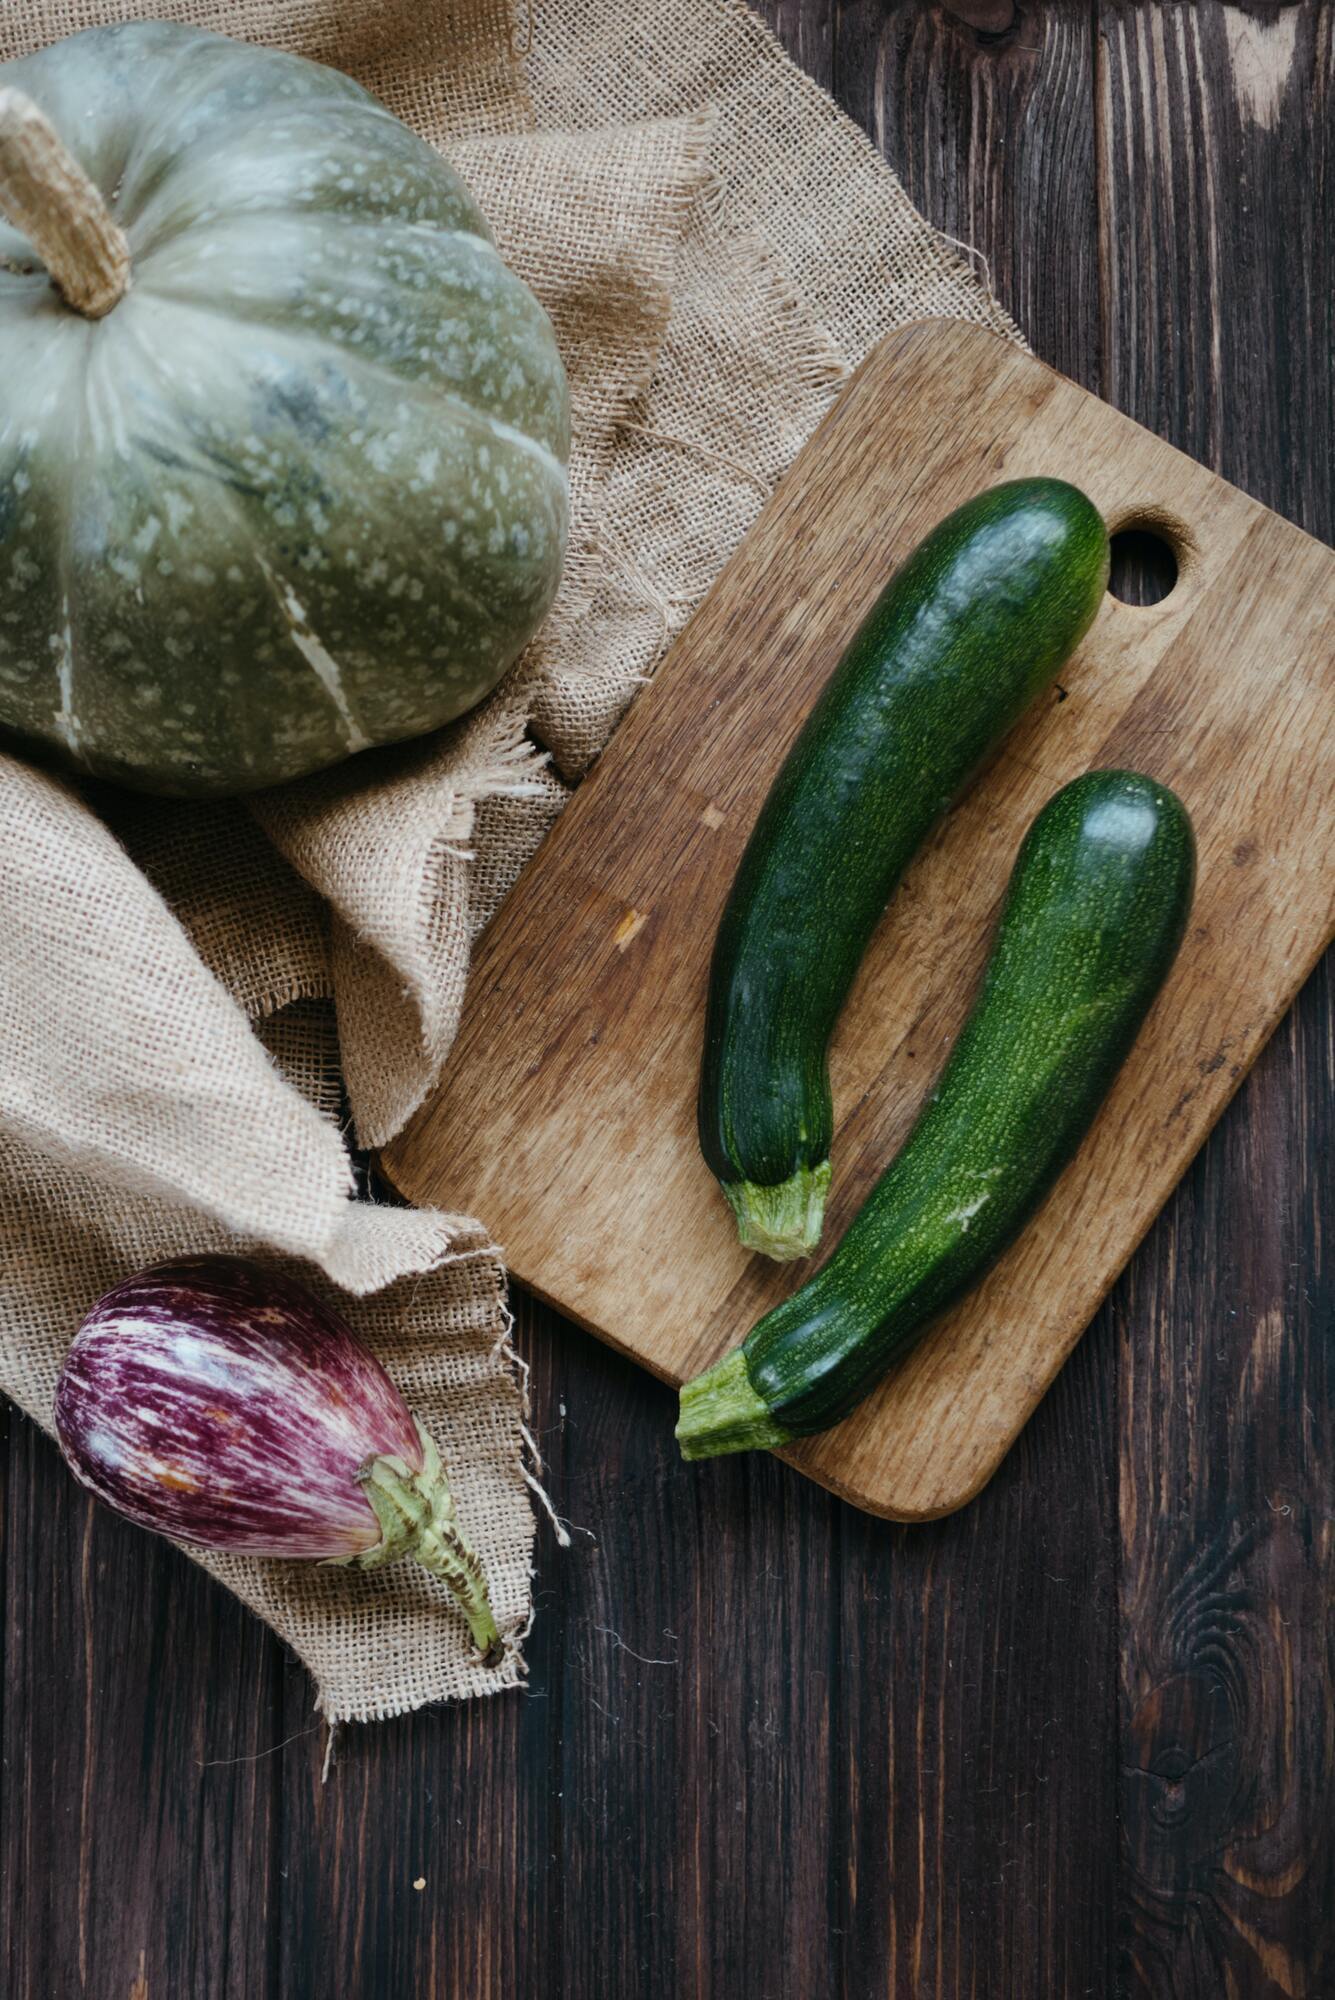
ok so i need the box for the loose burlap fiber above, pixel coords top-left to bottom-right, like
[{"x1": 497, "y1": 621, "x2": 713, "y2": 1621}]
[{"x1": 0, "y1": 0, "x2": 1017, "y2": 1721}]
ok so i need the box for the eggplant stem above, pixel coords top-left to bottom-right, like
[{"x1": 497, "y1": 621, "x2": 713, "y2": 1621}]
[{"x1": 349, "y1": 1421, "x2": 503, "y2": 1666}]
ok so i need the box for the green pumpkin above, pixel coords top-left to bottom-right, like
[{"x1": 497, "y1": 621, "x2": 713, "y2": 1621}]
[{"x1": 0, "y1": 21, "x2": 569, "y2": 797}]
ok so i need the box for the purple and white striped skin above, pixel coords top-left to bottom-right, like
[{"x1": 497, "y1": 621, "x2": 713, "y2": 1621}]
[
  {"x1": 55, "y1": 1257, "x2": 424, "y2": 1558},
  {"x1": 55, "y1": 1256, "x2": 504, "y2": 1663}
]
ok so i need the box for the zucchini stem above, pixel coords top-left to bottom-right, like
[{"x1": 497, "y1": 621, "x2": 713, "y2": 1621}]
[
  {"x1": 675, "y1": 1347, "x2": 793, "y2": 1461},
  {"x1": 723, "y1": 1161, "x2": 831, "y2": 1262}
]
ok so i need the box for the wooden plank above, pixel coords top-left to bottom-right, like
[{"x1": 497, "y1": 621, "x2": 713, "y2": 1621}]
[
  {"x1": 821, "y1": 12, "x2": 1117, "y2": 1994},
  {"x1": 271, "y1": 1296, "x2": 566, "y2": 2000},
  {"x1": 1099, "y1": 5, "x2": 1335, "y2": 1992},
  {"x1": 383, "y1": 317, "x2": 1335, "y2": 1524},
  {"x1": 0, "y1": 1414, "x2": 280, "y2": 2000},
  {"x1": 834, "y1": 1358, "x2": 1118, "y2": 1994},
  {"x1": 849, "y1": 2, "x2": 1101, "y2": 384},
  {"x1": 546, "y1": 1348, "x2": 841, "y2": 2000},
  {"x1": 270, "y1": 1681, "x2": 561, "y2": 1996}
]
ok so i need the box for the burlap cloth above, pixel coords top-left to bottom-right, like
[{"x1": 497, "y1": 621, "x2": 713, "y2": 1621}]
[{"x1": 0, "y1": 0, "x2": 1017, "y2": 1722}]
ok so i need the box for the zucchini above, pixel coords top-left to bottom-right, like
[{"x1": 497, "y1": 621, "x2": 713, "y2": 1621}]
[
  {"x1": 678, "y1": 770, "x2": 1195, "y2": 1459},
  {"x1": 698, "y1": 477, "x2": 1110, "y2": 1260}
]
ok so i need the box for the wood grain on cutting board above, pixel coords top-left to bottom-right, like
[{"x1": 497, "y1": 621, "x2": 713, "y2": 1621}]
[{"x1": 382, "y1": 319, "x2": 1335, "y2": 1520}]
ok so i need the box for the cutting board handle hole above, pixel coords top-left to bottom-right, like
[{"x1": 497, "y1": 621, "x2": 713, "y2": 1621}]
[{"x1": 1107, "y1": 514, "x2": 1187, "y2": 608}]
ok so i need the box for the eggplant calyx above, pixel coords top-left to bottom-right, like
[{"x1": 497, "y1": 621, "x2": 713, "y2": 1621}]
[{"x1": 343, "y1": 1419, "x2": 503, "y2": 1666}]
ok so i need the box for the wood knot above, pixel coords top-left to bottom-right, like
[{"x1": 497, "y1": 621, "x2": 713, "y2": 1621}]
[
  {"x1": 1124, "y1": 1673, "x2": 1239, "y2": 1866},
  {"x1": 943, "y1": 0, "x2": 1019, "y2": 42}
]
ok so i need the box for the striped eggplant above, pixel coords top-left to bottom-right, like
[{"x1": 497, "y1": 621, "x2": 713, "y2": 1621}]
[{"x1": 54, "y1": 1255, "x2": 502, "y2": 1663}]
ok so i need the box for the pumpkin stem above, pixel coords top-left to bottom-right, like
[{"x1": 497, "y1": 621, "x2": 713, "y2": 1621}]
[{"x1": 0, "y1": 89, "x2": 129, "y2": 319}]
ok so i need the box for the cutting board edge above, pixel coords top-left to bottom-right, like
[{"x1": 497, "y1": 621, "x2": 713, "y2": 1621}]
[
  {"x1": 377, "y1": 318, "x2": 1335, "y2": 1524},
  {"x1": 378, "y1": 890, "x2": 1335, "y2": 1522},
  {"x1": 776, "y1": 893, "x2": 1335, "y2": 1518},
  {"x1": 892, "y1": 318, "x2": 1335, "y2": 563},
  {"x1": 480, "y1": 1249, "x2": 983, "y2": 1523}
]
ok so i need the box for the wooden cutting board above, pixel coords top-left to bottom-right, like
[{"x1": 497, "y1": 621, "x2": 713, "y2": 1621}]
[{"x1": 382, "y1": 319, "x2": 1335, "y2": 1520}]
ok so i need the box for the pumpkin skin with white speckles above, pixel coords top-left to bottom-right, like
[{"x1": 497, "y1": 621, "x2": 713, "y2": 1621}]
[{"x1": 0, "y1": 21, "x2": 569, "y2": 796}]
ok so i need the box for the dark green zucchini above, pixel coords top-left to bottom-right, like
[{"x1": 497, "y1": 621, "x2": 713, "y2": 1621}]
[
  {"x1": 678, "y1": 770, "x2": 1195, "y2": 1459},
  {"x1": 699, "y1": 478, "x2": 1110, "y2": 1260}
]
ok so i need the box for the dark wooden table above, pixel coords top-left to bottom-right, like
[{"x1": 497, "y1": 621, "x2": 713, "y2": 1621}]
[{"x1": 3, "y1": 6, "x2": 1331, "y2": 1995}]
